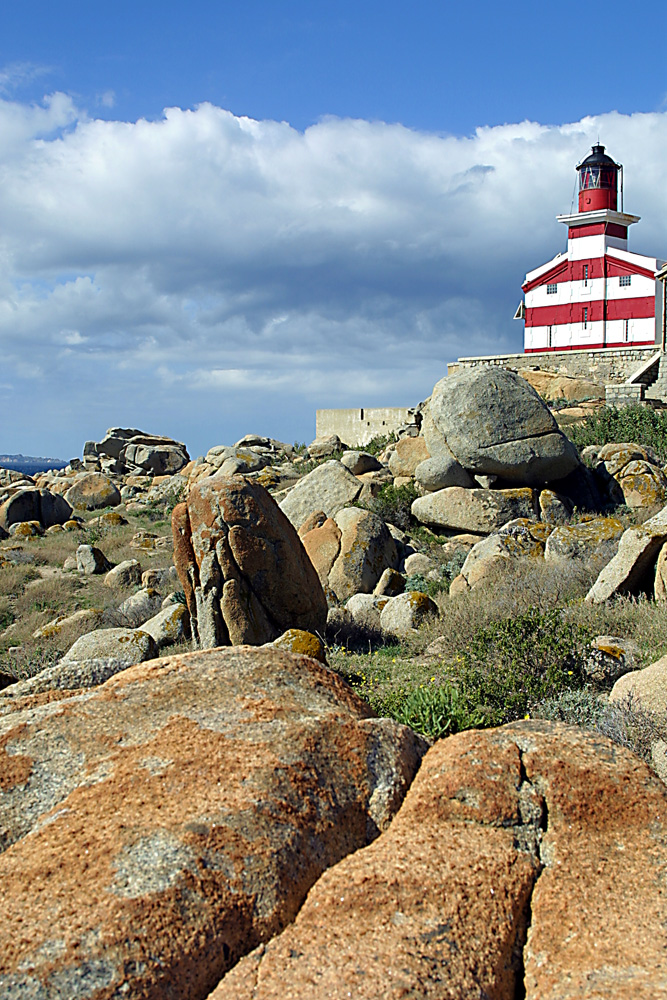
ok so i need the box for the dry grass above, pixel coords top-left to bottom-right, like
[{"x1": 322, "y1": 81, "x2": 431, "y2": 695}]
[{"x1": 0, "y1": 508, "x2": 177, "y2": 678}]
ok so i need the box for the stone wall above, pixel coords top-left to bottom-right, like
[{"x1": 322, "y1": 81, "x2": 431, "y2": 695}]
[
  {"x1": 448, "y1": 346, "x2": 659, "y2": 386},
  {"x1": 316, "y1": 407, "x2": 415, "y2": 447}
]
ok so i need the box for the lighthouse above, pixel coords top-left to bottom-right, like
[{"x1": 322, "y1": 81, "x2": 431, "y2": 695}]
[{"x1": 520, "y1": 145, "x2": 664, "y2": 352}]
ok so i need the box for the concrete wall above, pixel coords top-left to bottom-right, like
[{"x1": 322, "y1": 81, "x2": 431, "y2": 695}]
[
  {"x1": 316, "y1": 407, "x2": 415, "y2": 448},
  {"x1": 448, "y1": 345, "x2": 658, "y2": 385}
]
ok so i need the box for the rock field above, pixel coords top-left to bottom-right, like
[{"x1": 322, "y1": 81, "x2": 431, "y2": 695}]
[{"x1": 2, "y1": 368, "x2": 667, "y2": 997}]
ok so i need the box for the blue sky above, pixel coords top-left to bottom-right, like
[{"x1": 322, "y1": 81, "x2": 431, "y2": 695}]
[{"x1": 2, "y1": 1, "x2": 667, "y2": 458}]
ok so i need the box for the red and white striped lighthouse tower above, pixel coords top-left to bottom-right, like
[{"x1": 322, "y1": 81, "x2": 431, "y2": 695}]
[{"x1": 520, "y1": 145, "x2": 664, "y2": 352}]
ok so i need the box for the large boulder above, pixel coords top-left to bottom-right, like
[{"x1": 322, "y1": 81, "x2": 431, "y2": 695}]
[
  {"x1": 544, "y1": 515, "x2": 624, "y2": 563},
  {"x1": 279, "y1": 461, "x2": 362, "y2": 530},
  {"x1": 173, "y1": 476, "x2": 328, "y2": 648},
  {"x1": 0, "y1": 488, "x2": 72, "y2": 530},
  {"x1": 586, "y1": 505, "x2": 667, "y2": 603},
  {"x1": 302, "y1": 507, "x2": 398, "y2": 602},
  {"x1": 0, "y1": 646, "x2": 426, "y2": 998},
  {"x1": 412, "y1": 486, "x2": 536, "y2": 534},
  {"x1": 209, "y1": 721, "x2": 667, "y2": 1000},
  {"x1": 387, "y1": 436, "x2": 430, "y2": 478},
  {"x1": 423, "y1": 368, "x2": 580, "y2": 485},
  {"x1": 59, "y1": 626, "x2": 158, "y2": 666},
  {"x1": 87, "y1": 427, "x2": 190, "y2": 475},
  {"x1": 65, "y1": 472, "x2": 121, "y2": 510}
]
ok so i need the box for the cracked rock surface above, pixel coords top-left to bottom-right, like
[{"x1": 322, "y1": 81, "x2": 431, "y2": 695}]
[
  {"x1": 0, "y1": 646, "x2": 427, "y2": 999},
  {"x1": 172, "y1": 475, "x2": 328, "y2": 647},
  {"x1": 209, "y1": 721, "x2": 667, "y2": 1000}
]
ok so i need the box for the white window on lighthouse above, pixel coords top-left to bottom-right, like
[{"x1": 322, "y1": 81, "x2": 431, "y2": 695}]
[
  {"x1": 583, "y1": 307, "x2": 588, "y2": 329},
  {"x1": 624, "y1": 319, "x2": 630, "y2": 342},
  {"x1": 583, "y1": 264, "x2": 589, "y2": 286},
  {"x1": 547, "y1": 325, "x2": 553, "y2": 347},
  {"x1": 547, "y1": 283, "x2": 557, "y2": 294},
  {"x1": 620, "y1": 274, "x2": 631, "y2": 287}
]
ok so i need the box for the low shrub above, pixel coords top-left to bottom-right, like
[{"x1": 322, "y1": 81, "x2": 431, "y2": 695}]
[
  {"x1": 376, "y1": 682, "x2": 485, "y2": 741},
  {"x1": 568, "y1": 403, "x2": 667, "y2": 460},
  {"x1": 534, "y1": 688, "x2": 667, "y2": 771},
  {"x1": 362, "y1": 481, "x2": 419, "y2": 532},
  {"x1": 446, "y1": 607, "x2": 591, "y2": 727}
]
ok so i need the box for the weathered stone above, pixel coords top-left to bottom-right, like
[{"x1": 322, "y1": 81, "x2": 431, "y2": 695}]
[
  {"x1": 412, "y1": 486, "x2": 536, "y2": 534},
  {"x1": 32, "y1": 608, "x2": 109, "y2": 640},
  {"x1": 0, "y1": 488, "x2": 72, "y2": 530},
  {"x1": 388, "y1": 436, "x2": 430, "y2": 478},
  {"x1": 327, "y1": 507, "x2": 398, "y2": 602},
  {"x1": 424, "y1": 368, "x2": 580, "y2": 485},
  {"x1": 59, "y1": 626, "x2": 158, "y2": 666},
  {"x1": 139, "y1": 602, "x2": 190, "y2": 650},
  {"x1": 141, "y1": 565, "x2": 180, "y2": 591},
  {"x1": 118, "y1": 587, "x2": 164, "y2": 627},
  {"x1": 379, "y1": 591, "x2": 438, "y2": 637},
  {"x1": 373, "y1": 567, "x2": 405, "y2": 597},
  {"x1": 0, "y1": 656, "x2": 133, "y2": 700},
  {"x1": 65, "y1": 472, "x2": 121, "y2": 510},
  {"x1": 517, "y1": 367, "x2": 604, "y2": 403},
  {"x1": 340, "y1": 451, "x2": 382, "y2": 475},
  {"x1": 0, "y1": 647, "x2": 426, "y2": 998},
  {"x1": 544, "y1": 516, "x2": 623, "y2": 563},
  {"x1": 403, "y1": 552, "x2": 437, "y2": 576},
  {"x1": 345, "y1": 593, "x2": 390, "y2": 632},
  {"x1": 414, "y1": 454, "x2": 476, "y2": 492},
  {"x1": 655, "y1": 540, "x2": 667, "y2": 600},
  {"x1": 174, "y1": 476, "x2": 328, "y2": 648},
  {"x1": 538, "y1": 489, "x2": 573, "y2": 524},
  {"x1": 210, "y1": 721, "x2": 667, "y2": 1000},
  {"x1": 123, "y1": 442, "x2": 189, "y2": 475},
  {"x1": 585, "y1": 635, "x2": 639, "y2": 687},
  {"x1": 279, "y1": 461, "x2": 362, "y2": 530},
  {"x1": 104, "y1": 559, "x2": 142, "y2": 588},
  {"x1": 616, "y1": 460, "x2": 667, "y2": 510},
  {"x1": 300, "y1": 517, "x2": 342, "y2": 587},
  {"x1": 297, "y1": 510, "x2": 328, "y2": 537},
  {"x1": 76, "y1": 543, "x2": 112, "y2": 575},
  {"x1": 8, "y1": 520, "x2": 43, "y2": 538},
  {"x1": 610, "y1": 652, "x2": 667, "y2": 715},
  {"x1": 270, "y1": 629, "x2": 326, "y2": 663},
  {"x1": 460, "y1": 518, "x2": 548, "y2": 589},
  {"x1": 307, "y1": 434, "x2": 345, "y2": 458},
  {"x1": 586, "y1": 505, "x2": 667, "y2": 603}
]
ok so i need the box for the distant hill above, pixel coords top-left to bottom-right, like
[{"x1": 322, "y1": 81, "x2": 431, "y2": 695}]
[{"x1": 0, "y1": 454, "x2": 69, "y2": 475}]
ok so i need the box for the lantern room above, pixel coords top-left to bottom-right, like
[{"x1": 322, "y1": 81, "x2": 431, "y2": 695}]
[{"x1": 577, "y1": 143, "x2": 620, "y2": 212}]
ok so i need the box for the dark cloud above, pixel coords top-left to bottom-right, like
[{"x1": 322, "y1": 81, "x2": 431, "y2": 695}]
[{"x1": 1, "y1": 97, "x2": 665, "y2": 455}]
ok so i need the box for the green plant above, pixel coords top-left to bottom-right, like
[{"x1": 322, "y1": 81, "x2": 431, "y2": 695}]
[
  {"x1": 450, "y1": 607, "x2": 591, "y2": 727},
  {"x1": 362, "y1": 481, "x2": 419, "y2": 532},
  {"x1": 568, "y1": 404, "x2": 667, "y2": 461},
  {"x1": 363, "y1": 432, "x2": 397, "y2": 457},
  {"x1": 377, "y1": 682, "x2": 485, "y2": 741}
]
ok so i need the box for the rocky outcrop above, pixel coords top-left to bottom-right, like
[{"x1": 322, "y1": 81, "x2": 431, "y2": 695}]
[
  {"x1": 83, "y1": 427, "x2": 190, "y2": 476},
  {"x1": 0, "y1": 487, "x2": 72, "y2": 530},
  {"x1": 173, "y1": 475, "x2": 328, "y2": 647},
  {"x1": 423, "y1": 367, "x2": 580, "y2": 485},
  {"x1": 586, "y1": 505, "x2": 667, "y2": 603},
  {"x1": 544, "y1": 515, "x2": 624, "y2": 563},
  {"x1": 279, "y1": 461, "x2": 362, "y2": 530},
  {"x1": 0, "y1": 646, "x2": 426, "y2": 998},
  {"x1": 412, "y1": 486, "x2": 537, "y2": 534},
  {"x1": 59, "y1": 626, "x2": 158, "y2": 665},
  {"x1": 65, "y1": 472, "x2": 122, "y2": 510},
  {"x1": 301, "y1": 507, "x2": 398, "y2": 602},
  {"x1": 209, "y1": 721, "x2": 667, "y2": 1000}
]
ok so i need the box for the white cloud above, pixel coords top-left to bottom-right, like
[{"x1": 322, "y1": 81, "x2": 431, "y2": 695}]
[{"x1": 1, "y1": 94, "x2": 666, "y2": 456}]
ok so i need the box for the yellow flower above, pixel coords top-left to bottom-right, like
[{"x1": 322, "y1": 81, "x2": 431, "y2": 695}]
[{"x1": 524, "y1": 713, "x2": 530, "y2": 719}]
